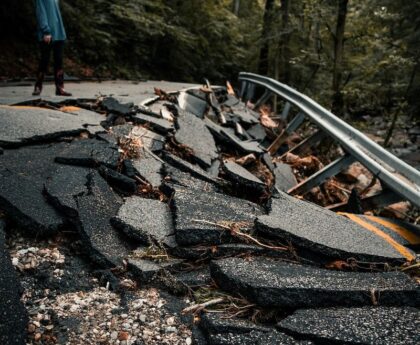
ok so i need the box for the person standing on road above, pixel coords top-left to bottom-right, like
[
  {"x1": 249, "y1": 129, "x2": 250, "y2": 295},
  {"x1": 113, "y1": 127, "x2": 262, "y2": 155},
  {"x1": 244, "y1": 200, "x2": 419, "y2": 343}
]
[{"x1": 33, "y1": 0, "x2": 72, "y2": 96}]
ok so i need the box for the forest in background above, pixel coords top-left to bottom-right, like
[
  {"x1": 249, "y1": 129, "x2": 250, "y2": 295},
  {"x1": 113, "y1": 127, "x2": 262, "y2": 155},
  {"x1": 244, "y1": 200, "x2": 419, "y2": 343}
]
[{"x1": 0, "y1": 0, "x2": 419, "y2": 119}]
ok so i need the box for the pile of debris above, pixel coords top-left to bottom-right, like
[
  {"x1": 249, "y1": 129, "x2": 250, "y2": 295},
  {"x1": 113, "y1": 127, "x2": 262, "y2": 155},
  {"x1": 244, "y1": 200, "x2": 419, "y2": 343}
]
[{"x1": 0, "y1": 81, "x2": 419, "y2": 345}]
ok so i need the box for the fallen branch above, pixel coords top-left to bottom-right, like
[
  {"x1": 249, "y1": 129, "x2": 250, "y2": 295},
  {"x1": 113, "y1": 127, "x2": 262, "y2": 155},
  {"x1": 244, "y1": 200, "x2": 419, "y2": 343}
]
[
  {"x1": 192, "y1": 219, "x2": 288, "y2": 251},
  {"x1": 182, "y1": 297, "x2": 225, "y2": 315}
]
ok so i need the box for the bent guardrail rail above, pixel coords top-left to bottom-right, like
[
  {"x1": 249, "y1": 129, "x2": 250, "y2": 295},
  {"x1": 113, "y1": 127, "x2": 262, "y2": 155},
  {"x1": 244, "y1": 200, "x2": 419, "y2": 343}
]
[{"x1": 238, "y1": 72, "x2": 420, "y2": 207}]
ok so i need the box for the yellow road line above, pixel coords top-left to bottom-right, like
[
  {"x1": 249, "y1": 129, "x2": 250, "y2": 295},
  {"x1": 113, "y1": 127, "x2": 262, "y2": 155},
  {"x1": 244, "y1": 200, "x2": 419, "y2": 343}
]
[
  {"x1": 339, "y1": 213, "x2": 415, "y2": 261},
  {"x1": 365, "y1": 216, "x2": 420, "y2": 245}
]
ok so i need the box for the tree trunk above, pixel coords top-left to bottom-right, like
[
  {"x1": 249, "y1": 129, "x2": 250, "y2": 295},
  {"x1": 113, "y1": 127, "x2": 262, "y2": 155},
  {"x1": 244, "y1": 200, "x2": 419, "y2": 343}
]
[
  {"x1": 233, "y1": 0, "x2": 240, "y2": 16},
  {"x1": 258, "y1": 0, "x2": 275, "y2": 76},
  {"x1": 278, "y1": 0, "x2": 291, "y2": 84},
  {"x1": 331, "y1": 0, "x2": 348, "y2": 115}
]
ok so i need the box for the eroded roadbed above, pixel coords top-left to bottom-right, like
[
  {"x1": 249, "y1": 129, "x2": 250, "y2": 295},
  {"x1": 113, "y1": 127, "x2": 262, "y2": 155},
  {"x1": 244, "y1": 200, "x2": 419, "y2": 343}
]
[{"x1": 0, "y1": 82, "x2": 418, "y2": 345}]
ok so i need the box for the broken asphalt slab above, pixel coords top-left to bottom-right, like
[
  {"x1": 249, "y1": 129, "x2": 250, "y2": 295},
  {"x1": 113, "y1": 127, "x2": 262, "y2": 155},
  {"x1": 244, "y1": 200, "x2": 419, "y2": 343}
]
[
  {"x1": 0, "y1": 105, "x2": 103, "y2": 147},
  {"x1": 45, "y1": 166, "x2": 129, "y2": 267},
  {"x1": 273, "y1": 162, "x2": 297, "y2": 192},
  {"x1": 205, "y1": 118, "x2": 263, "y2": 154},
  {"x1": 208, "y1": 330, "x2": 310, "y2": 345},
  {"x1": 132, "y1": 113, "x2": 174, "y2": 134},
  {"x1": 0, "y1": 145, "x2": 67, "y2": 235},
  {"x1": 111, "y1": 196, "x2": 176, "y2": 247},
  {"x1": 128, "y1": 258, "x2": 184, "y2": 283},
  {"x1": 131, "y1": 126, "x2": 165, "y2": 152},
  {"x1": 256, "y1": 193, "x2": 416, "y2": 262},
  {"x1": 222, "y1": 160, "x2": 265, "y2": 193},
  {"x1": 0, "y1": 221, "x2": 28, "y2": 345},
  {"x1": 98, "y1": 165, "x2": 137, "y2": 194},
  {"x1": 162, "y1": 152, "x2": 221, "y2": 185},
  {"x1": 173, "y1": 187, "x2": 264, "y2": 246},
  {"x1": 101, "y1": 97, "x2": 133, "y2": 116},
  {"x1": 131, "y1": 150, "x2": 163, "y2": 188},
  {"x1": 174, "y1": 107, "x2": 219, "y2": 168},
  {"x1": 210, "y1": 257, "x2": 420, "y2": 308},
  {"x1": 55, "y1": 138, "x2": 120, "y2": 169},
  {"x1": 75, "y1": 171, "x2": 131, "y2": 267},
  {"x1": 278, "y1": 307, "x2": 420, "y2": 345}
]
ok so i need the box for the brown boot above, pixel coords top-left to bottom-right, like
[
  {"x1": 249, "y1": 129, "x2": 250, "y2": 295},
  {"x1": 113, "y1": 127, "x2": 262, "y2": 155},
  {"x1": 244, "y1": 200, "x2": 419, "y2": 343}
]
[
  {"x1": 55, "y1": 69, "x2": 72, "y2": 96},
  {"x1": 32, "y1": 72, "x2": 44, "y2": 96}
]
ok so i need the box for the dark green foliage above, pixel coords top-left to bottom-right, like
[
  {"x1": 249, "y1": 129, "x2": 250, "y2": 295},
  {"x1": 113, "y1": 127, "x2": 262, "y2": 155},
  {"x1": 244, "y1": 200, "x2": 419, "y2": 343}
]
[{"x1": 0, "y1": 0, "x2": 418, "y2": 118}]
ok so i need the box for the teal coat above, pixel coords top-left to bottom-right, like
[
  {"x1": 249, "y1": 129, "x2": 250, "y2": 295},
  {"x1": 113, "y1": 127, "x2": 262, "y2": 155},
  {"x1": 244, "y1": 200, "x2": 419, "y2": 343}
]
[{"x1": 35, "y1": 0, "x2": 67, "y2": 41}]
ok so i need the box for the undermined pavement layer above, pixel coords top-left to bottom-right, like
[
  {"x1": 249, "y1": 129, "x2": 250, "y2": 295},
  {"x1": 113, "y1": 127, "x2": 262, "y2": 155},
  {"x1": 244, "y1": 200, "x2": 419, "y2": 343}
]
[{"x1": 0, "y1": 81, "x2": 419, "y2": 345}]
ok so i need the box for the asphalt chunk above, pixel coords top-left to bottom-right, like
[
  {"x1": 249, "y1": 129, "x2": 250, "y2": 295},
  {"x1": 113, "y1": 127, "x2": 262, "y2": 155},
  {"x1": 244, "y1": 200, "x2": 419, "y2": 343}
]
[
  {"x1": 222, "y1": 160, "x2": 265, "y2": 193},
  {"x1": 111, "y1": 196, "x2": 176, "y2": 247},
  {"x1": 132, "y1": 113, "x2": 174, "y2": 134},
  {"x1": 278, "y1": 307, "x2": 420, "y2": 345},
  {"x1": 101, "y1": 97, "x2": 133, "y2": 116},
  {"x1": 247, "y1": 123, "x2": 267, "y2": 142},
  {"x1": 75, "y1": 171, "x2": 130, "y2": 267},
  {"x1": 162, "y1": 164, "x2": 219, "y2": 194},
  {"x1": 209, "y1": 330, "x2": 308, "y2": 345},
  {"x1": 98, "y1": 165, "x2": 137, "y2": 194},
  {"x1": 128, "y1": 258, "x2": 184, "y2": 283},
  {"x1": 44, "y1": 164, "x2": 89, "y2": 218},
  {"x1": 273, "y1": 162, "x2": 297, "y2": 192},
  {"x1": 255, "y1": 193, "x2": 415, "y2": 262},
  {"x1": 131, "y1": 126, "x2": 165, "y2": 152},
  {"x1": 200, "y1": 313, "x2": 271, "y2": 336},
  {"x1": 205, "y1": 118, "x2": 263, "y2": 154},
  {"x1": 162, "y1": 152, "x2": 220, "y2": 185},
  {"x1": 173, "y1": 267, "x2": 212, "y2": 288},
  {"x1": 210, "y1": 257, "x2": 420, "y2": 308},
  {"x1": 175, "y1": 107, "x2": 218, "y2": 168},
  {"x1": 0, "y1": 105, "x2": 103, "y2": 147},
  {"x1": 173, "y1": 188, "x2": 264, "y2": 246},
  {"x1": 0, "y1": 221, "x2": 28, "y2": 345},
  {"x1": 132, "y1": 151, "x2": 163, "y2": 188},
  {"x1": 55, "y1": 138, "x2": 120, "y2": 169},
  {"x1": 0, "y1": 145, "x2": 66, "y2": 235}
]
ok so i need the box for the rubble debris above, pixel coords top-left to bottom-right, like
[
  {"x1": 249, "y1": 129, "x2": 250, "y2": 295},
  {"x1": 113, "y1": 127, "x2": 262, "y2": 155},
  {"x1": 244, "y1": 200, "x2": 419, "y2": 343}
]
[
  {"x1": 0, "y1": 105, "x2": 103, "y2": 147},
  {"x1": 0, "y1": 145, "x2": 66, "y2": 234},
  {"x1": 75, "y1": 171, "x2": 130, "y2": 267},
  {"x1": 98, "y1": 165, "x2": 137, "y2": 194},
  {"x1": 55, "y1": 138, "x2": 120, "y2": 169},
  {"x1": 174, "y1": 107, "x2": 219, "y2": 168},
  {"x1": 227, "y1": 104, "x2": 260, "y2": 125},
  {"x1": 210, "y1": 257, "x2": 420, "y2": 308},
  {"x1": 111, "y1": 196, "x2": 176, "y2": 247},
  {"x1": 128, "y1": 258, "x2": 184, "y2": 283},
  {"x1": 162, "y1": 152, "x2": 220, "y2": 185},
  {"x1": 222, "y1": 160, "x2": 265, "y2": 194},
  {"x1": 205, "y1": 118, "x2": 263, "y2": 154},
  {"x1": 132, "y1": 113, "x2": 174, "y2": 134},
  {"x1": 101, "y1": 97, "x2": 133, "y2": 116},
  {"x1": 173, "y1": 187, "x2": 264, "y2": 246},
  {"x1": 132, "y1": 150, "x2": 164, "y2": 188},
  {"x1": 131, "y1": 126, "x2": 165, "y2": 152},
  {"x1": 0, "y1": 221, "x2": 28, "y2": 345},
  {"x1": 109, "y1": 123, "x2": 134, "y2": 142},
  {"x1": 273, "y1": 162, "x2": 297, "y2": 192},
  {"x1": 278, "y1": 307, "x2": 420, "y2": 345},
  {"x1": 256, "y1": 193, "x2": 416, "y2": 262}
]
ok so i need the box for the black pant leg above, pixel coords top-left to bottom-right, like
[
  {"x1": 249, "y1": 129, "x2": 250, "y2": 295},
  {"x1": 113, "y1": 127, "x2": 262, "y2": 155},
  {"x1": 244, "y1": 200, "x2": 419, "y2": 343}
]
[
  {"x1": 38, "y1": 42, "x2": 52, "y2": 74},
  {"x1": 52, "y1": 41, "x2": 64, "y2": 73}
]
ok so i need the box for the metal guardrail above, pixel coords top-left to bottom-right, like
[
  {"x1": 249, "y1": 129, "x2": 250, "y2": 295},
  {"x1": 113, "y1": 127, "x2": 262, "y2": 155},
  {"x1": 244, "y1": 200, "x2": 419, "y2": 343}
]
[{"x1": 238, "y1": 72, "x2": 420, "y2": 208}]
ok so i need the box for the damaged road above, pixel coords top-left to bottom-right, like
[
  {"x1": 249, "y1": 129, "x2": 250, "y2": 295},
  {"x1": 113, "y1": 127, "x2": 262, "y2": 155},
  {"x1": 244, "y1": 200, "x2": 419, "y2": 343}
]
[{"x1": 0, "y1": 80, "x2": 418, "y2": 345}]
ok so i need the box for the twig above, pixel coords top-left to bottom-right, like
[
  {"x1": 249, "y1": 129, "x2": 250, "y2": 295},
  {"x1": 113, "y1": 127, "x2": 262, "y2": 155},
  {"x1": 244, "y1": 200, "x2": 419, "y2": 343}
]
[
  {"x1": 192, "y1": 219, "x2": 288, "y2": 251},
  {"x1": 182, "y1": 298, "x2": 225, "y2": 315}
]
